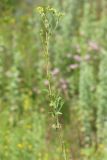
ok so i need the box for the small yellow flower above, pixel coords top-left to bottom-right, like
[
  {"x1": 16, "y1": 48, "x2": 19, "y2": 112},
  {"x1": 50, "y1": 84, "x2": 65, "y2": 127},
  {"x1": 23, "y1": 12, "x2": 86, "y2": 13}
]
[
  {"x1": 23, "y1": 95, "x2": 32, "y2": 111},
  {"x1": 25, "y1": 124, "x2": 32, "y2": 129},
  {"x1": 48, "y1": 7, "x2": 57, "y2": 13},
  {"x1": 28, "y1": 144, "x2": 33, "y2": 150},
  {"x1": 17, "y1": 143, "x2": 24, "y2": 149},
  {"x1": 36, "y1": 7, "x2": 44, "y2": 14},
  {"x1": 98, "y1": 143, "x2": 104, "y2": 149},
  {"x1": 44, "y1": 153, "x2": 49, "y2": 160},
  {"x1": 80, "y1": 150, "x2": 85, "y2": 156},
  {"x1": 10, "y1": 18, "x2": 15, "y2": 24}
]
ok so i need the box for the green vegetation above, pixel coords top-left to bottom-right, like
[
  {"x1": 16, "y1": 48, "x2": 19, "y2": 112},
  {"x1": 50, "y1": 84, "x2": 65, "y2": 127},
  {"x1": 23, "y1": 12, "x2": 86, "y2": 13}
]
[{"x1": 0, "y1": 0, "x2": 107, "y2": 159}]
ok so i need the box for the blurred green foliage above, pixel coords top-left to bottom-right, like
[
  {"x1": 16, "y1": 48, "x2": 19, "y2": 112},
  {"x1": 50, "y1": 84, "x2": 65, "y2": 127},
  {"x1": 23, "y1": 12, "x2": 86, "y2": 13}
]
[{"x1": 0, "y1": 0, "x2": 107, "y2": 159}]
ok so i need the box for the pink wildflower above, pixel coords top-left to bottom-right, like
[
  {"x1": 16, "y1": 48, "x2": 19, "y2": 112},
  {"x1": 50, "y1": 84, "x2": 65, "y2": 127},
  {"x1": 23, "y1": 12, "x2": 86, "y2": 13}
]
[
  {"x1": 51, "y1": 68, "x2": 60, "y2": 76},
  {"x1": 69, "y1": 64, "x2": 78, "y2": 70},
  {"x1": 44, "y1": 80, "x2": 49, "y2": 86},
  {"x1": 84, "y1": 54, "x2": 90, "y2": 61},
  {"x1": 88, "y1": 41, "x2": 99, "y2": 51},
  {"x1": 74, "y1": 55, "x2": 81, "y2": 62}
]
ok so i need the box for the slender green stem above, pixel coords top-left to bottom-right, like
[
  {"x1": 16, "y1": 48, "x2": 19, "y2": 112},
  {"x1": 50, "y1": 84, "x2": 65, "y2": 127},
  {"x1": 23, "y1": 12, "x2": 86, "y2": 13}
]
[
  {"x1": 45, "y1": 32, "x2": 52, "y2": 98},
  {"x1": 56, "y1": 115, "x2": 68, "y2": 160},
  {"x1": 45, "y1": 32, "x2": 68, "y2": 160},
  {"x1": 37, "y1": 6, "x2": 68, "y2": 160}
]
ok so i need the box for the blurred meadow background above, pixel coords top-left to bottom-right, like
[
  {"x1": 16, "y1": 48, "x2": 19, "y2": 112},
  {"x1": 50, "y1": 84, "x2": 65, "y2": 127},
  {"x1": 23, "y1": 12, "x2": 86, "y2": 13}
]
[{"x1": 0, "y1": 0, "x2": 107, "y2": 159}]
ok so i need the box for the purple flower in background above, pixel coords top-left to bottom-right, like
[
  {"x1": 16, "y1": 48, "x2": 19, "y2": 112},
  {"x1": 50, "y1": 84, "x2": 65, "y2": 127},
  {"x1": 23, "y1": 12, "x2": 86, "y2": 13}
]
[
  {"x1": 69, "y1": 64, "x2": 78, "y2": 70},
  {"x1": 44, "y1": 80, "x2": 49, "y2": 86},
  {"x1": 51, "y1": 68, "x2": 60, "y2": 76},
  {"x1": 60, "y1": 78, "x2": 68, "y2": 90},
  {"x1": 88, "y1": 41, "x2": 99, "y2": 51},
  {"x1": 75, "y1": 45, "x2": 81, "y2": 53},
  {"x1": 60, "y1": 78, "x2": 67, "y2": 84},
  {"x1": 33, "y1": 87, "x2": 40, "y2": 94},
  {"x1": 74, "y1": 55, "x2": 82, "y2": 62},
  {"x1": 84, "y1": 54, "x2": 91, "y2": 61},
  {"x1": 61, "y1": 84, "x2": 67, "y2": 90}
]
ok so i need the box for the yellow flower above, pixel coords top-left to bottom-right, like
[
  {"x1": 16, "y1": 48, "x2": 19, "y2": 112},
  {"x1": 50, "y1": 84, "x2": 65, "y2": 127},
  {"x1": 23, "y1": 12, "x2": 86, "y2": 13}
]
[
  {"x1": 25, "y1": 124, "x2": 32, "y2": 129},
  {"x1": 47, "y1": 7, "x2": 57, "y2": 13},
  {"x1": 17, "y1": 143, "x2": 24, "y2": 149},
  {"x1": 98, "y1": 143, "x2": 104, "y2": 149},
  {"x1": 23, "y1": 95, "x2": 32, "y2": 111},
  {"x1": 36, "y1": 7, "x2": 44, "y2": 14},
  {"x1": 28, "y1": 144, "x2": 33, "y2": 150},
  {"x1": 10, "y1": 18, "x2": 15, "y2": 24}
]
